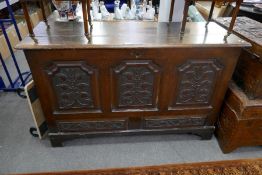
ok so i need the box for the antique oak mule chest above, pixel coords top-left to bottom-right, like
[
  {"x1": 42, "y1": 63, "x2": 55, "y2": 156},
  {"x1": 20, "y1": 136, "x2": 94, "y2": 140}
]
[{"x1": 16, "y1": 11, "x2": 249, "y2": 146}]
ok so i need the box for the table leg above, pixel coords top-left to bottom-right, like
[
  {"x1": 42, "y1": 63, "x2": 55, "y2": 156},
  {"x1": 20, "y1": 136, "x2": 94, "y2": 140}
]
[
  {"x1": 82, "y1": 0, "x2": 89, "y2": 36},
  {"x1": 39, "y1": 0, "x2": 50, "y2": 28},
  {"x1": 169, "y1": 0, "x2": 175, "y2": 22},
  {"x1": 87, "y1": 0, "x2": 93, "y2": 29},
  {"x1": 224, "y1": 0, "x2": 241, "y2": 39},
  {"x1": 180, "y1": 0, "x2": 190, "y2": 34},
  {"x1": 21, "y1": 1, "x2": 34, "y2": 37},
  {"x1": 206, "y1": 0, "x2": 216, "y2": 27}
]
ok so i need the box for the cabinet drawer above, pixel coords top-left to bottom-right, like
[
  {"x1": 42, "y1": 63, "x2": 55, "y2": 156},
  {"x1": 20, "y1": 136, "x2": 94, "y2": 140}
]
[
  {"x1": 143, "y1": 116, "x2": 206, "y2": 129},
  {"x1": 56, "y1": 119, "x2": 128, "y2": 132}
]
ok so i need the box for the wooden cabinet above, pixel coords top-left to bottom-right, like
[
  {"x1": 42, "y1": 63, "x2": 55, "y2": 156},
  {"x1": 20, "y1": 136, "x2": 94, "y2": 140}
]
[
  {"x1": 17, "y1": 17, "x2": 248, "y2": 146},
  {"x1": 216, "y1": 82, "x2": 262, "y2": 153}
]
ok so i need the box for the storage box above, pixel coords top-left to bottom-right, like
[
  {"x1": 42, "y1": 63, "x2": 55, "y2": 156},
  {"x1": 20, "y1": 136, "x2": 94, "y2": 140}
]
[
  {"x1": 6, "y1": 25, "x2": 20, "y2": 52},
  {"x1": 0, "y1": 35, "x2": 10, "y2": 60},
  {"x1": 195, "y1": 2, "x2": 226, "y2": 21},
  {"x1": 18, "y1": 21, "x2": 29, "y2": 39},
  {"x1": 216, "y1": 82, "x2": 262, "y2": 153},
  {"x1": 0, "y1": 6, "x2": 42, "y2": 61},
  {"x1": 43, "y1": 0, "x2": 52, "y2": 17},
  {"x1": 36, "y1": 8, "x2": 43, "y2": 21},
  {"x1": 0, "y1": 21, "x2": 28, "y2": 62},
  {"x1": 30, "y1": 12, "x2": 40, "y2": 27}
]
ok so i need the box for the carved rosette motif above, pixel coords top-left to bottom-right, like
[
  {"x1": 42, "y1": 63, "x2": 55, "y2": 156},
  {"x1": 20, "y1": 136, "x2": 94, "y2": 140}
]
[
  {"x1": 57, "y1": 120, "x2": 127, "y2": 132},
  {"x1": 176, "y1": 59, "x2": 223, "y2": 105},
  {"x1": 46, "y1": 62, "x2": 96, "y2": 110},
  {"x1": 113, "y1": 60, "x2": 160, "y2": 108},
  {"x1": 144, "y1": 117, "x2": 206, "y2": 129}
]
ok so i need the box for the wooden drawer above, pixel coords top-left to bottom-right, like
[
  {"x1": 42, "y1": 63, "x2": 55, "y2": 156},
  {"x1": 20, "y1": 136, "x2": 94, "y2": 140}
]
[
  {"x1": 143, "y1": 116, "x2": 206, "y2": 129},
  {"x1": 56, "y1": 119, "x2": 128, "y2": 132}
]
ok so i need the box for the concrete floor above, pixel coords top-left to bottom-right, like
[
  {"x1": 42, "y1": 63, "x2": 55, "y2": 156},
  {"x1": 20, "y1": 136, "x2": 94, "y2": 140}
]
[{"x1": 0, "y1": 51, "x2": 262, "y2": 174}]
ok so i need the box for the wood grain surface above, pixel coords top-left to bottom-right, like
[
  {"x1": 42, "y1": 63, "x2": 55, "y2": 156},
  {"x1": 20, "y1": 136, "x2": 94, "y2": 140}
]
[
  {"x1": 18, "y1": 11, "x2": 248, "y2": 147},
  {"x1": 16, "y1": 14, "x2": 250, "y2": 50}
]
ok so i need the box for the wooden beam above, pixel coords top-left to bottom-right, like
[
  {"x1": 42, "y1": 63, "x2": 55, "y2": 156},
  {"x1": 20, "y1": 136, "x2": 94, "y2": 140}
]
[
  {"x1": 87, "y1": 0, "x2": 92, "y2": 29},
  {"x1": 169, "y1": 0, "x2": 175, "y2": 22},
  {"x1": 208, "y1": 0, "x2": 216, "y2": 22},
  {"x1": 180, "y1": 0, "x2": 190, "y2": 34},
  {"x1": 20, "y1": 0, "x2": 34, "y2": 37},
  {"x1": 39, "y1": 0, "x2": 49, "y2": 28},
  {"x1": 228, "y1": 0, "x2": 241, "y2": 34}
]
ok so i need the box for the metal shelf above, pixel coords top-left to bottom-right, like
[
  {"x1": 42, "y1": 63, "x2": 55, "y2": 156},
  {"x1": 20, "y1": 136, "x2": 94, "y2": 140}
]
[{"x1": 0, "y1": 0, "x2": 19, "y2": 10}]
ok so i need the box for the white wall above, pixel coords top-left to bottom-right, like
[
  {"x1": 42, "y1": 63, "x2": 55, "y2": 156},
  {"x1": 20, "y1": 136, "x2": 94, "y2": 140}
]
[{"x1": 158, "y1": 0, "x2": 185, "y2": 22}]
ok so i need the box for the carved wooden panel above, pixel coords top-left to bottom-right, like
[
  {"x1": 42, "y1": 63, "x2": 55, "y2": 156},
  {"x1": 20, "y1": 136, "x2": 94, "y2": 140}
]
[
  {"x1": 46, "y1": 61, "x2": 100, "y2": 111},
  {"x1": 112, "y1": 60, "x2": 161, "y2": 110},
  {"x1": 57, "y1": 120, "x2": 127, "y2": 132},
  {"x1": 144, "y1": 117, "x2": 206, "y2": 129},
  {"x1": 215, "y1": 17, "x2": 262, "y2": 46},
  {"x1": 173, "y1": 59, "x2": 223, "y2": 106}
]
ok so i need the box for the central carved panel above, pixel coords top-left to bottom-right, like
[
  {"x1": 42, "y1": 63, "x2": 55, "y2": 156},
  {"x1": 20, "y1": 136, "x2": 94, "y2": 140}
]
[
  {"x1": 175, "y1": 59, "x2": 223, "y2": 105},
  {"x1": 113, "y1": 60, "x2": 161, "y2": 109},
  {"x1": 119, "y1": 66, "x2": 154, "y2": 106}
]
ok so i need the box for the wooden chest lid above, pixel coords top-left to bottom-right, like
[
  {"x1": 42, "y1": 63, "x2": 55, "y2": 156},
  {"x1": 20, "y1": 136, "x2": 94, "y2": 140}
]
[{"x1": 16, "y1": 13, "x2": 250, "y2": 50}]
